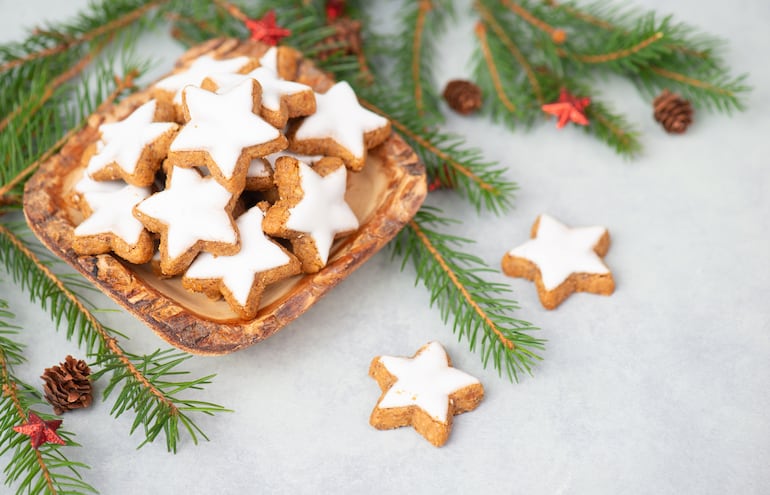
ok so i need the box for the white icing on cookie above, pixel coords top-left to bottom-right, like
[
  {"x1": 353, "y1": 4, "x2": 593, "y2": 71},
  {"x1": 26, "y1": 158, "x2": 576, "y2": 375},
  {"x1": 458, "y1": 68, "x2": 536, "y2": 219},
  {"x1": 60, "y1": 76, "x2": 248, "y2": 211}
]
[
  {"x1": 73, "y1": 175, "x2": 126, "y2": 195},
  {"x1": 74, "y1": 180, "x2": 151, "y2": 245},
  {"x1": 258, "y1": 47, "x2": 277, "y2": 73},
  {"x1": 184, "y1": 207, "x2": 293, "y2": 306},
  {"x1": 286, "y1": 161, "x2": 358, "y2": 265},
  {"x1": 247, "y1": 158, "x2": 271, "y2": 178},
  {"x1": 86, "y1": 100, "x2": 176, "y2": 177},
  {"x1": 207, "y1": 67, "x2": 312, "y2": 113},
  {"x1": 377, "y1": 342, "x2": 480, "y2": 424},
  {"x1": 169, "y1": 80, "x2": 282, "y2": 180},
  {"x1": 264, "y1": 150, "x2": 323, "y2": 170},
  {"x1": 508, "y1": 214, "x2": 609, "y2": 290},
  {"x1": 154, "y1": 55, "x2": 251, "y2": 104},
  {"x1": 134, "y1": 167, "x2": 236, "y2": 259},
  {"x1": 293, "y1": 81, "x2": 389, "y2": 159}
]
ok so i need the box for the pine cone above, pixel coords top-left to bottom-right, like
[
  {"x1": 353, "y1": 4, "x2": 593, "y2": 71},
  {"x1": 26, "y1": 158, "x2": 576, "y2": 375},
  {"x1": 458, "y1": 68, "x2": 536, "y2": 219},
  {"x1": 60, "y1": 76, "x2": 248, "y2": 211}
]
[
  {"x1": 653, "y1": 89, "x2": 693, "y2": 134},
  {"x1": 315, "y1": 18, "x2": 362, "y2": 61},
  {"x1": 41, "y1": 356, "x2": 93, "y2": 415},
  {"x1": 442, "y1": 79, "x2": 483, "y2": 115}
]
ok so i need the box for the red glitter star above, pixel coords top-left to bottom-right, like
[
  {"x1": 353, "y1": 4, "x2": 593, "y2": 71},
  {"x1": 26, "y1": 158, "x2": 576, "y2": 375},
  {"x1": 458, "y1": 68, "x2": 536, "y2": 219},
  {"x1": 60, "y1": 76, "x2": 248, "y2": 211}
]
[
  {"x1": 245, "y1": 10, "x2": 291, "y2": 46},
  {"x1": 541, "y1": 88, "x2": 591, "y2": 128},
  {"x1": 12, "y1": 412, "x2": 66, "y2": 449}
]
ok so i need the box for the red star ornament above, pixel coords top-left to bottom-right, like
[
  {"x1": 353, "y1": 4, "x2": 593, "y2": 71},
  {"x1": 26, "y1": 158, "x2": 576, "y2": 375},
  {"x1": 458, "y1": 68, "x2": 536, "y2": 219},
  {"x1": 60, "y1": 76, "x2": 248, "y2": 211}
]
[
  {"x1": 245, "y1": 10, "x2": 291, "y2": 46},
  {"x1": 326, "y1": 0, "x2": 346, "y2": 21},
  {"x1": 541, "y1": 88, "x2": 591, "y2": 128},
  {"x1": 13, "y1": 412, "x2": 66, "y2": 449}
]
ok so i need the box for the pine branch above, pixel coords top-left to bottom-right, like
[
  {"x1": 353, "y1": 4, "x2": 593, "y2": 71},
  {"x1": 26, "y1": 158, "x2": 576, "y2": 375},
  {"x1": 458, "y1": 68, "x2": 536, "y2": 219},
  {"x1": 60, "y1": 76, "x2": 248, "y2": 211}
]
[
  {"x1": 0, "y1": 0, "x2": 168, "y2": 73},
  {"x1": 543, "y1": 0, "x2": 749, "y2": 111},
  {"x1": 385, "y1": 0, "x2": 454, "y2": 124},
  {"x1": 392, "y1": 208, "x2": 544, "y2": 381},
  {"x1": 0, "y1": 224, "x2": 229, "y2": 452},
  {"x1": 0, "y1": 300, "x2": 97, "y2": 495},
  {"x1": 475, "y1": 1, "x2": 544, "y2": 105},
  {"x1": 360, "y1": 94, "x2": 516, "y2": 214}
]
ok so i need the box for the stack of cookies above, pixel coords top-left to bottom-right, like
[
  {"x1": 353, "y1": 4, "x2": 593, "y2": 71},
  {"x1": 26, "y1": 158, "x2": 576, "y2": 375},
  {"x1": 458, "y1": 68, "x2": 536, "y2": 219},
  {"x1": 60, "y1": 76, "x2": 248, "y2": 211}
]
[{"x1": 70, "y1": 46, "x2": 391, "y2": 320}]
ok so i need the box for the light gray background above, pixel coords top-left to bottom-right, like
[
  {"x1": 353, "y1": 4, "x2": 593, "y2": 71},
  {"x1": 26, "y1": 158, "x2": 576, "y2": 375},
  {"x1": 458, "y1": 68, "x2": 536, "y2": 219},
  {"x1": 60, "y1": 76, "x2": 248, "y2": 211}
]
[{"x1": 1, "y1": 1, "x2": 768, "y2": 493}]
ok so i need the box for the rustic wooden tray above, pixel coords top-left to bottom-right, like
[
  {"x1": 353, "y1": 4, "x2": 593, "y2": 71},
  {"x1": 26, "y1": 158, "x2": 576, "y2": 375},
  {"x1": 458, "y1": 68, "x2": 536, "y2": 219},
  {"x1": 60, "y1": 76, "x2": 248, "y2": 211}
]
[{"x1": 23, "y1": 38, "x2": 426, "y2": 355}]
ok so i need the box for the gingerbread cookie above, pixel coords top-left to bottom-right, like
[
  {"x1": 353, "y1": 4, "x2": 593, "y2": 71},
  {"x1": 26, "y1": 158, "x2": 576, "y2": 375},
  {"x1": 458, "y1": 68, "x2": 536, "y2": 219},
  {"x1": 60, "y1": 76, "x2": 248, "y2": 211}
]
[
  {"x1": 165, "y1": 79, "x2": 287, "y2": 194},
  {"x1": 133, "y1": 166, "x2": 239, "y2": 276},
  {"x1": 202, "y1": 65, "x2": 316, "y2": 128},
  {"x1": 287, "y1": 81, "x2": 391, "y2": 171},
  {"x1": 369, "y1": 341, "x2": 484, "y2": 447},
  {"x1": 183, "y1": 206, "x2": 301, "y2": 319},
  {"x1": 244, "y1": 150, "x2": 323, "y2": 191},
  {"x1": 257, "y1": 46, "x2": 302, "y2": 80},
  {"x1": 153, "y1": 54, "x2": 254, "y2": 107},
  {"x1": 71, "y1": 176, "x2": 154, "y2": 264},
  {"x1": 501, "y1": 214, "x2": 615, "y2": 309},
  {"x1": 263, "y1": 156, "x2": 359, "y2": 273},
  {"x1": 83, "y1": 99, "x2": 178, "y2": 187}
]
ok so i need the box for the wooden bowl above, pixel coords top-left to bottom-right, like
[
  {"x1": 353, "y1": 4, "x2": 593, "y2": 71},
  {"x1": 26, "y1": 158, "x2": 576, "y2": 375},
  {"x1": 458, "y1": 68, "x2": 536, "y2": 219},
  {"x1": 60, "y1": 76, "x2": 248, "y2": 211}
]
[{"x1": 23, "y1": 39, "x2": 426, "y2": 355}]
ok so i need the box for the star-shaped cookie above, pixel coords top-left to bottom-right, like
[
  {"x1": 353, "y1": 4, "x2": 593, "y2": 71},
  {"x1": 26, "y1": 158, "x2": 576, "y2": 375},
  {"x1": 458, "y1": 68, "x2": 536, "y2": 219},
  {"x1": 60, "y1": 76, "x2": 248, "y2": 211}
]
[
  {"x1": 501, "y1": 213, "x2": 615, "y2": 309},
  {"x1": 72, "y1": 178, "x2": 154, "y2": 264},
  {"x1": 133, "y1": 166, "x2": 239, "y2": 276},
  {"x1": 369, "y1": 341, "x2": 484, "y2": 447},
  {"x1": 153, "y1": 54, "x2": 253, "y2": 105},
  {"x1": 287, "y1": 81, "x2": 391, "y2": 171},
  {"x1": 85, "y1": 99, "x2": 178, "y2": 186},
  {"x1": 166, "y1": 79, "x2": 287, "y2": 194},
  {"x1": 183, "y1": 206, "x2": 301, "y2": 319},
  {"x1": 203, "y1": 66, "x2": 315, "y2": 128},
  {"x1": 263, "y1": 156, "x2": 359, "y2": 273}
]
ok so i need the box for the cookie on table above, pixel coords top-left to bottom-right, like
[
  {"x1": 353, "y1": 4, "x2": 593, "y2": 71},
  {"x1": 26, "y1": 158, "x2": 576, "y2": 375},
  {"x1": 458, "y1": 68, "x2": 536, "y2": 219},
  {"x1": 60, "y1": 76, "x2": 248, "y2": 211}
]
[
  {"x1": 286, "y1": 81, "x2": 391, "y2": 171},
  {"x1": 152, "y1": 53, "x2": 256, "y2": 116},
  {"x1": 263, "y1": 156, "x2": 359, "y2": 273},
  {"x1": 83, "y1": 99, "x2": 178, "y2": 187},
  {"x1": 133, "y1": 166, "x2": 239, "y2": 276},
  {"x1": 202, "y1": 65, "x2": 316, "y2": 128},
  {"x1": 369, "y1": 341, "x2": 484, "y2": 447},
  {"x1": 182, "y1": 206, "x2": 302, "y2": 320},
  {"x1": 501, "y1": 213, "x2": 615, "y2": 309},
  {"x1": 165, "y1": 79, "x2": 288, "y2": 195},
  {"x1": 71, "y1": 176, "x2": 154, "y2": 264}
]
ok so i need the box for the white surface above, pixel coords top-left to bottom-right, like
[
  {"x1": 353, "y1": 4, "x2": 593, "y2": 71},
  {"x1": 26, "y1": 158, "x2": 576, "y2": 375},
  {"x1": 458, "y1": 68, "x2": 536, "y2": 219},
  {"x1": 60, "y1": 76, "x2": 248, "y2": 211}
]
[{"x1": 1, "y1": 1, "x2": 769, "y2": 494}]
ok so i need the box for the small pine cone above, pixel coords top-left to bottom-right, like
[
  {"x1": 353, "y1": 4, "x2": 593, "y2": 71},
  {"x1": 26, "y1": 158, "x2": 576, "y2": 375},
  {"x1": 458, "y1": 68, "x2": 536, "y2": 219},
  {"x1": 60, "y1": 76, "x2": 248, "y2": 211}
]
[
  {"x1": 653, "y1": 89, "x2": 693, "y2": 134},
  {"x1": 315, "y1": 18, "x2": 363, "y2": 61},
  {"x1": 442, "y1": 79, "x2": 483, "y2": 115},
  {"x1": 41, "y1": 356, "x2": 93, "y2": 415}
]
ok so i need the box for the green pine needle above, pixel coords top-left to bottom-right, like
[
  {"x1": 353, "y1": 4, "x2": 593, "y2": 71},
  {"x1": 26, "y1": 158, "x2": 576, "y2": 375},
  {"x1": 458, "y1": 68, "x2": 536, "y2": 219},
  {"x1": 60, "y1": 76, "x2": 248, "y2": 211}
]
[
  {"x1": 0, "y1": 299, "x2": 98, "y2": 495},
  {"x1": 392, "y1": 208, "x2": 544, "y2": 381}
]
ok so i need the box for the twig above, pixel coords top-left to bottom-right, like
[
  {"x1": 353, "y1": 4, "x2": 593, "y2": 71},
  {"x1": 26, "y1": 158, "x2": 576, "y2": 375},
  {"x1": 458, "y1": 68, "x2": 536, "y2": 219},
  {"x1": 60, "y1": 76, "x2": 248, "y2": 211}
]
[
  {"x1": 408, "y1": 221, "x2": 515, "y2": 350},
  {"x1": 572, "y1": 32, "x2": 664, "y2": 63},
  {"x1": 0, "y1": 0, "x2": 167, "y2": 73},
  {"x1": 476, "y1": 1, "x2": 543, "y2": 104},
  {"x1": 412, "y1": 0, "x2": 432, "y2": 118},
  {"x1": 474, "y1": 23, "x2": 517, "y2": 112},
  {"x1": 0, "y1": 350, "x2": 57, "y2": 495},
  {"x1": 0, "y1": 70, "x2": 137, "y2": 199},
  {"x1": 360, "y1": 98, "x2": 500, "y2": 194}
]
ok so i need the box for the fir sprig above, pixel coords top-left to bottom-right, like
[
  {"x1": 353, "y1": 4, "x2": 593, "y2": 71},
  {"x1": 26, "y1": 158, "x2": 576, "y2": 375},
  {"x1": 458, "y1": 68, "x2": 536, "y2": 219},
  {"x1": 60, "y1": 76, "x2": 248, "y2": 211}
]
[
  {"x1": 389, "y1": 0, "x2": 455, "y2": 125},
  {"x1": 393, "y1": 209, "x2": 544, "y2": 380},
  {"x1": 92, "y1": 349, "x2": 227, "y2": 452},
  {"x1": 471, "y1": 0, "x2": 748, "y2": 155},
  {"x1": 0, "y1": 300, "x2": 97, "y2": 495},
  {"x1": 0, "y1": 224, "x2": 229, "y2": 452}
]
